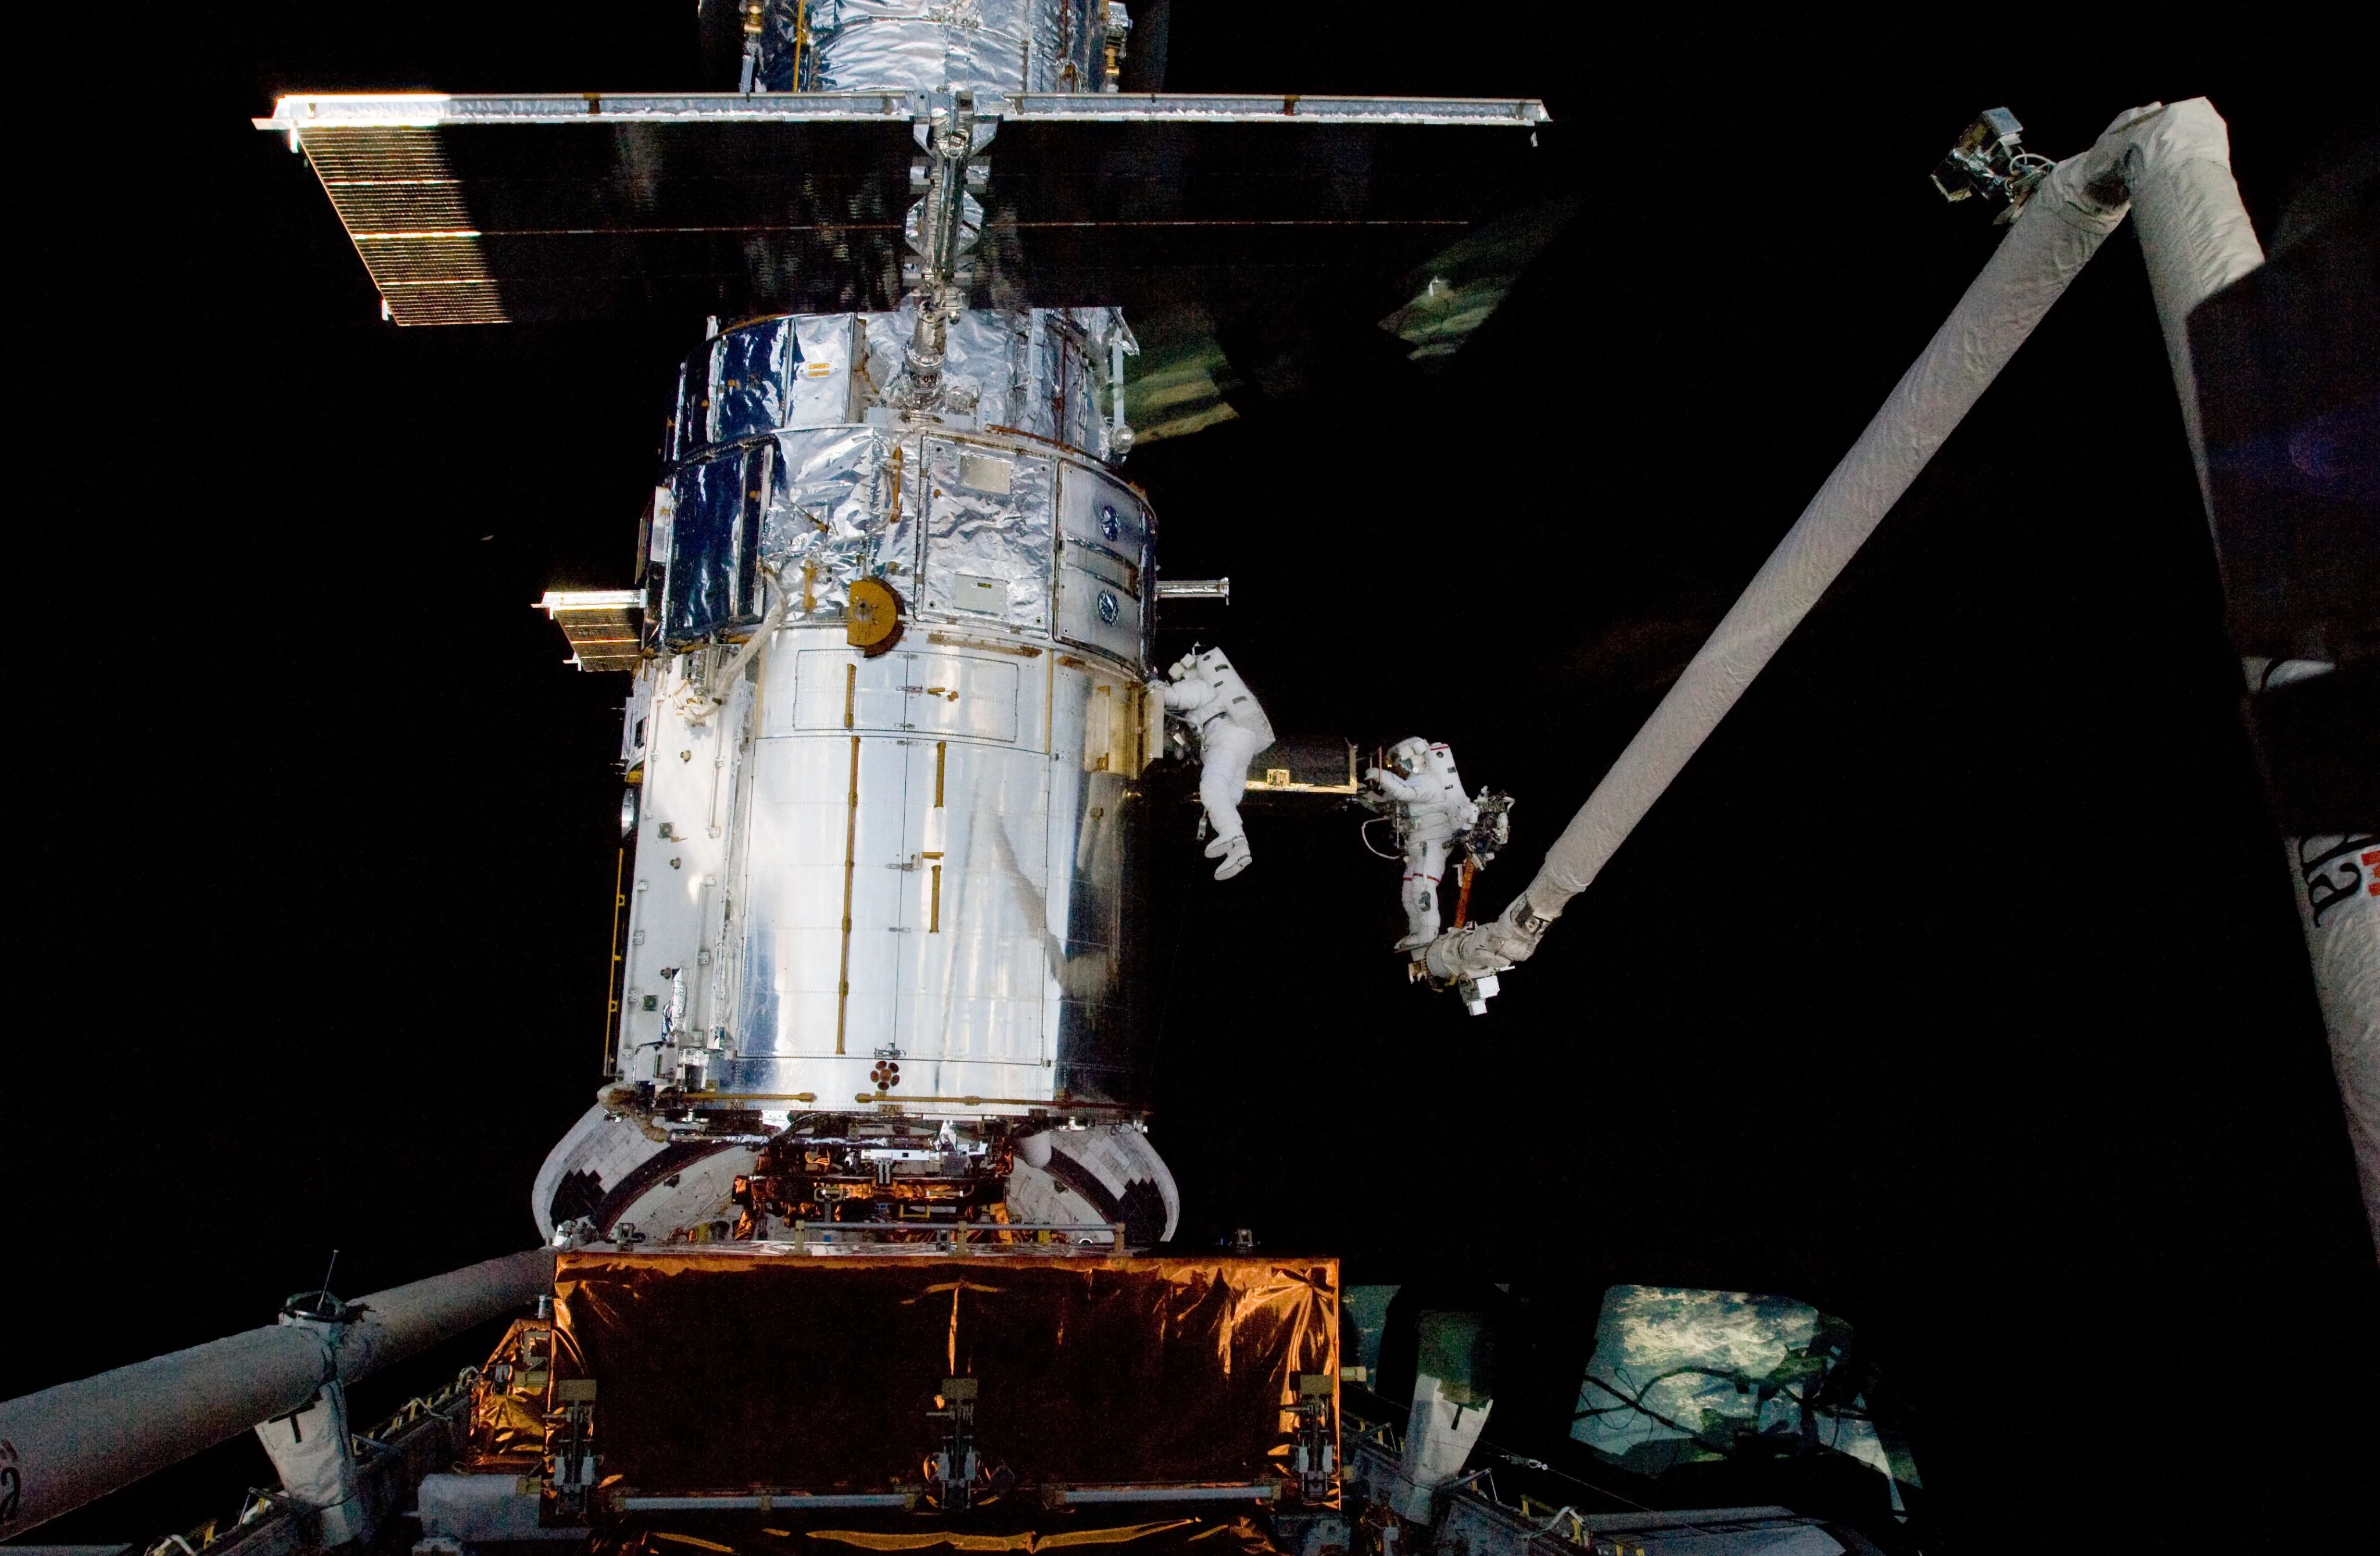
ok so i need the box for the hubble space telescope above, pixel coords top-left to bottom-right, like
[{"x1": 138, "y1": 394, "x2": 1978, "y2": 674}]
[
  {"x1": 5, "y1": 8, "x2": 1560, "y2": 1542},
  {"x1": 2, "y1": 5, "x2": 2370, "y2": 1553},
  {"x1": 469, "y1": 3, "x2": 1553, "y2": 1255}
]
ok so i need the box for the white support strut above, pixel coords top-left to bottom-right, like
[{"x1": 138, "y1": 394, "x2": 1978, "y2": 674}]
[{"x1": 0, "y1": 1249, "x2": 554, "y2": 1539}]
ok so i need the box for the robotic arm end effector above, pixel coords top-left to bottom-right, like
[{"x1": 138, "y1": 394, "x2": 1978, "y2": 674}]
[{"x1": 1419, "y1": 890, "x2": 1558, "y2": 1014}]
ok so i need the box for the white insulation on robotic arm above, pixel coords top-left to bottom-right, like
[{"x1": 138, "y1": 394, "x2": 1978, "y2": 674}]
[
  {"x1": 1433, "y1": 94, "x2": 2380, "y2": 1253},
  {"x1": 2118, "y1": 101, "x2": 2268, "y2": 506},
  {"x1": 2116, "y1": 103, "x2": 2379, "y2": 1256},
  {"x1": 1425, "y1": 105, "x2": 2156, "y2": 989}
]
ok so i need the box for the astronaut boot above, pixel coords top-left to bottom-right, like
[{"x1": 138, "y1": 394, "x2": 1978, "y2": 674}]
[
  {"x1": 1213, "y1": 834, "x2": 1253, "y2": 880},
  {"x1": 1203, "y1": 833, "x2": 1232, "y2": 859}
]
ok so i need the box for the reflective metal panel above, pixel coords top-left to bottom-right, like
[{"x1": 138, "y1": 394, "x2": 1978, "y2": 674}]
[
  {"x1": 781, "y1": 647, "x2": 908, "y2": 733},
  {"x1": 760, "y1": 424, "x2": 895, "y2": 616},
  {"x1": 1055, "y1": 465, "x2": 1148, "y2": 667},
  {"x1": 1045, "y1": 664, "x2": 1152, "y2": 1105},
  {"x1": 940, "y1": 309, "x2": 1035, "y2": 428},
  {"x1": 1055, "y1": 562, "x2": 1139, "y2": 672},
  {"x1": 787, "y1": 314, "x2": 862, "y2": 426},
  {"x1": 727, "y1": 632, "x2": 1062, "y2": 1102},
  {"x1": 712, "y1": 318, "x2": 791, "y2": 444},
  {"x1": 675, "y1": 310, "x2": 1134, "y2": 467},
  {"x1": 730, "y1": 732, "x2": 908, "y2": 1060},
  {"x1": 903, "y1": 651, "x2": 1021, "y2": 741},
  {"x1": 1057, "y1": 464, "x2": 1148, "y2": 556},
  {"x1": 809, "y1": 0, "x2": 1052, "y2": 98},
  {"x1": 891, "y1": 737, "x2": 1053, "y2": 1081},
  {"x1": 624, "y1": 444, "x2": 1161, "y2": 1115},
  {"x1": 922, "y1": 437, "x2": 1054, "y2": 631},
  {"x1": 664, "y1": 446, "x2": 765, "y2": 644}
]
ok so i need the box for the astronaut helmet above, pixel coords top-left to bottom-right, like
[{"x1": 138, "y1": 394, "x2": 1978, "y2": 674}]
[
  {"x1": 1387, "y1": 737, "x2": 1431, "y2": 776},
  {"x1": 1167, "y1": 653, "x2": 1202, "y2": 681}
]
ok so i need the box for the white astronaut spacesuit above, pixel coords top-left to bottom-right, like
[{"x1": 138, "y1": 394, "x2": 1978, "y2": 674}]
[
  {"x1": 1368, "y1": 738, "x2": 1479, "y2": 949},
  {"x1": 1157, "y1": 648, "x2": 1275, "y2": 880}
]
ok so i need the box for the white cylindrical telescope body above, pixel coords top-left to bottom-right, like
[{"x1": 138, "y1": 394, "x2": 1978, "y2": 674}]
[
  {"x1": 612, "y1": 306, "x2": 1153, "y2": 1120},
  {"x1": 546, "y1": 2, "x2": 1164, "y2": 1241}
]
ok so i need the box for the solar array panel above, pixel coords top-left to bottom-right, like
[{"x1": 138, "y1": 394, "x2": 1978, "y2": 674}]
[{"x1": 263, "y1": 94, "x2": 1551, "y2": 326}]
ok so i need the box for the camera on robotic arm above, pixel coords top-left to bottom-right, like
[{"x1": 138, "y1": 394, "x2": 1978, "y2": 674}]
[{"x1": 1931, "y1": 107, "x2": 2058, "y2": 223}]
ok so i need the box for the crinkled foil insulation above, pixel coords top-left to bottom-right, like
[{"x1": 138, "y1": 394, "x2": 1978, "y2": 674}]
[
  {"x1": 547, "y1": 1253, "x2": 1339, "y2": 1500},
  {"x1": 463, "y1": 1318, "x2": 559, "y2": 1468},
  {"x1": 762, "y1": 1, "x2": 1077, "y2": 96},
  {"x1": 656, "y1": 309, "x2": 1135, "y2": 644}
]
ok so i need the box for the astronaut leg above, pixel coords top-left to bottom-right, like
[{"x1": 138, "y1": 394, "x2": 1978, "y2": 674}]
[
  {"x1": 1397, "y1": 837, "x2": 1449, "y2": 951},
  {"x1": 1198, "y1": 724, "x2": 1262, "y2": 879}
]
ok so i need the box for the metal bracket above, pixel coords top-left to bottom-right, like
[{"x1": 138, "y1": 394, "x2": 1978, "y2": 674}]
[
  {"x1": 1293, "y1": 1372, "x2": 1339, "y2": 1503},
  {"x1": 929, "y1": 1376, "x2": 980, "y2": 1510},
  {"x1": 545, "y1": 1379, "x2": 598, "y2": 1522},
  {"x1": 895, "y1": 93, "x2": 1000, "y2": 411}
]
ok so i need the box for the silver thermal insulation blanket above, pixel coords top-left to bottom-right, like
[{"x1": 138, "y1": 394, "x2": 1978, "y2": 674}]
[
  {"x1": 804, "y1": 0, "x2": 1077, "y2": 96},
  {"x1": 675, "y1": 309, "x2": 1132, "y2": 467},
  {"x1": 655, "y1": 307, "x2": 1133, "y2": 644}
]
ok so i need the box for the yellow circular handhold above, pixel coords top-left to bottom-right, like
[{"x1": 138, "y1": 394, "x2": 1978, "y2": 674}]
[{"x1": 847, "y1": 576, "x2": 905, "y2": 654}]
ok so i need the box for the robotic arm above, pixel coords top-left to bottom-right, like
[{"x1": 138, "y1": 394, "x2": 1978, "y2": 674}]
[{"x1": 1418, "y1": 102, "x2": 2263, "y2": 1019}]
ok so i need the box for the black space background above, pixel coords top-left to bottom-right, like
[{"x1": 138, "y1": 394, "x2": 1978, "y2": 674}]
[{"x1": 6, "y1": 5, "x2": 2375, "y2": 1551}]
